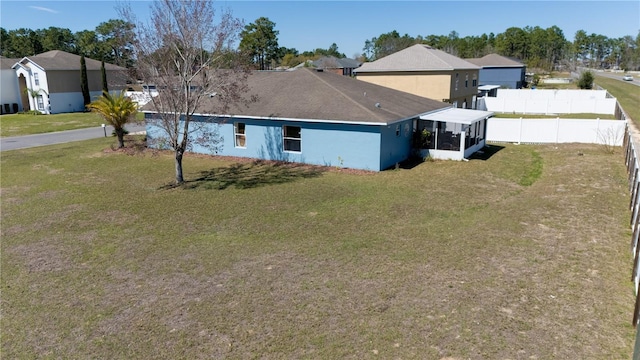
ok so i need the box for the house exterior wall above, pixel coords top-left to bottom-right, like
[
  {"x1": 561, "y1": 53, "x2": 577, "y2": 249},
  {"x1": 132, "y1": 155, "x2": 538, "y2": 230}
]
[
  {"x1": 356, "y1": 72, "x2": 452, "y2": 103},
  {"x1": 356, "y1": 70, "x2": 479, "y2": 109},
  {"x1": 48, "y1": 91, "x2": 102, "y2": 113},
  {"x1": 46, "y1": 70, "x2": 103, "y2": 93},
  {"x1": 449, "y1": 70, "x2": 479, "y2": 108},
  {"x1": 14, "y1": 65, "x2": 50, "y2": 113},
  {"x1": 1, "y1": 68, "x2": 21, "y2": 112},
  {"x1": 43, "y1": 70, "x2": 114, "y2": 113},
  {"x1": 146, "y1": 115, "x2": 387, "y2": 171},
  {"x1": 379, "y1": 119, "x2": 414, "y2": 169},
  {"x1": 478, "y1": 67, "x2": 525, "y2": 89}
]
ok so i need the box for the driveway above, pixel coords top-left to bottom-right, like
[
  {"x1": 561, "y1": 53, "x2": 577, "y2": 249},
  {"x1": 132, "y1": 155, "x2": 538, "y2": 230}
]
[{"x1": 0, "y1": 124, "x2": 146, "y2": 151}]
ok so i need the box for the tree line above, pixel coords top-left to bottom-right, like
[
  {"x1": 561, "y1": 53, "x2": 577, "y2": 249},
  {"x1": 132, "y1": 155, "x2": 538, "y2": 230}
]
[
  {"x1": 363, "y1": 27, "x2": 640, "y2": 71},
  {"x1": 2, "y1": 18, "x2": 639, "y2": 73},
  {"x1": 0, "y1": 20, "x2": 135, "y2": 68}
]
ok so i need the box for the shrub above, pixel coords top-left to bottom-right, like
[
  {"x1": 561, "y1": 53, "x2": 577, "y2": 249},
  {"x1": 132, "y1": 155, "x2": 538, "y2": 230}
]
[{"x1": 577, "y1": 71, "x2": 594, "y2": 89}]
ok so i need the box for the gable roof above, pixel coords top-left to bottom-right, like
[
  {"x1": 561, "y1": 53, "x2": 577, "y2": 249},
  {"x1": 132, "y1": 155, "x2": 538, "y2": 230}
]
[
  {"x1": 168, "y1": 68, "x2": 450, "y2": 124},
  {"x1": 13, "y1": 50, "x2": 126, "y2": 71},
  {"x1": 312, "y1": 56, "x2": 362, "y2": 69},
  {"x1": 354, "y1": 44, "x2": 480, "y2": 73},
  {"x1": 0, "y1": 57, "x2": 20, "y2": 70},
  {"x1": 466, "y1": 54, "x2": 524, "y2": 68}
]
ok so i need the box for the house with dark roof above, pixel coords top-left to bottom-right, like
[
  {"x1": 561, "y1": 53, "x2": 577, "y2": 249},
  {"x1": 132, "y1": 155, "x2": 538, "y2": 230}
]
[
  {"x1": 466, "y1": 54, "x2": 526, "y2": 89},
  {"x1": 11, "y1": 50, "x2": 128, "y2": 114},
  {"x1": 145, "y1": 68, "x2": 493, "y2": 171},
  {"x1": 0, "y1": 57, "x2": 21, "y2": 113},
  {"x1": 353, "y1": 44, "x2": 480, "y2": 109},
  {"x1": 311, "y1": 56, "x2": 362, "y2": 76}
]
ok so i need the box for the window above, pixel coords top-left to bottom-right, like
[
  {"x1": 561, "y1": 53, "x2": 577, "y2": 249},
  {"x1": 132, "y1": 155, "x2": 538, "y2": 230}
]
[
  {"x1": 283, "y1": 126, "x2": 301, "y2": 152},
  {"x1": 34, "y1": 72, "x2": 39, "y2": 86},
  {"x1": 396, "y1": 124, "x2": 400, "y2": 137},
  {"x1": 472, "y1": 79, "x2": 477, "y2": 87},
  {"x1": 234, "y1": 122, "x2": 246, "y2": 147},
  {"x1": 36, "y1": 95, "x2": 44, "y2": 110},
  {"x1": 465, "y1": 80, "x2": 468, "y2": 88}
]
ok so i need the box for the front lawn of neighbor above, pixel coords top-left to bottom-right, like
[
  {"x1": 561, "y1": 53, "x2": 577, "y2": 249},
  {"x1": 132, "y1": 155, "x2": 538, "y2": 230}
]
[
  {"x1": 0, "y1": 112, "x2": 145, "y2": 137},
  {"x1": 1, "y1": 138, "x2": 635, "y2": 359}
]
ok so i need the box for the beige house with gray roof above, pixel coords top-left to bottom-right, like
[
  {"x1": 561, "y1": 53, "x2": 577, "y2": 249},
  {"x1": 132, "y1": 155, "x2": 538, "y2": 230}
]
[
  {"x1": 11, "y1": 50, "x2": 127, "y2": 114},
  {"x1": 354, "y1": 44, "x2": 480, "y2": 109}
]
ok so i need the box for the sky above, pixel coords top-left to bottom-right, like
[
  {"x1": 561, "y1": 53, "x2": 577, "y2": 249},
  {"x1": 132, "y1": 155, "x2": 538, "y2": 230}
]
[{"x1": 1, "y1": 0, "x2": 639, "y2": 58}]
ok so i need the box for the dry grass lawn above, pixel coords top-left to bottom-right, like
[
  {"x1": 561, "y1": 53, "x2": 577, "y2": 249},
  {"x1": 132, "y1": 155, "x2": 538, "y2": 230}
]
[{"x1": 1, "y1": 137, "x2": 635, "y2": 359}]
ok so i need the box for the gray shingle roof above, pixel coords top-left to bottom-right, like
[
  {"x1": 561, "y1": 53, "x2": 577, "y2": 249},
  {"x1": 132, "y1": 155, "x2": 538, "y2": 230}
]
[
  {"x1": 1, "y1": 57, "x2": 20, "y2": 70},
  {"x1": 354, "y1": 44, "x2": 479, "y2": 73},
  {"x1": 312, "y1": 56, "x2": 362, "y2": 69},
  {"x1": 466, "y1": 54, "x2": 524, "y2": 68},
  {"x1": 185, "y1": 68, "x2": 450, "y2": 124},
  {"x1": 15, "y1": 50, "x2": 126, "y2": 71}
]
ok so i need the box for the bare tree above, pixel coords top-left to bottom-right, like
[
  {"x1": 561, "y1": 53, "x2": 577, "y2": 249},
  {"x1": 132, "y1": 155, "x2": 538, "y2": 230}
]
[{"x1": 120, "y1": 0, "x2": 251, "y2": 184}]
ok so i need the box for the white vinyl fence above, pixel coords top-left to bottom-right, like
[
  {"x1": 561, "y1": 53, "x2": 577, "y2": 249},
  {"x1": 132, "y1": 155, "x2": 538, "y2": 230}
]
[
  {"x1": 480, "y1": 89, "x2": 616, "y2": 115},
  {"x1": 487, "y1": 117, "x2": 626, "y2": 145}
]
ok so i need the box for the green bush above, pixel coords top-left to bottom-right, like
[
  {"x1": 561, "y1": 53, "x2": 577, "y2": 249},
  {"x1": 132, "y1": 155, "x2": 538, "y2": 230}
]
[
  {"x1": 578, "y1": 71, "x2": 594, "y2": 89},
  {"x1": 18, "y1": 110, "x2": 43, "y2": 115}
]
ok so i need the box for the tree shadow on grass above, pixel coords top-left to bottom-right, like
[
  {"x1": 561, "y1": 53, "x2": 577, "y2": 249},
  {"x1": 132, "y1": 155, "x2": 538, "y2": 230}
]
[{"x1": 159, "y1": 160, "x2": 327, "y2": 190}]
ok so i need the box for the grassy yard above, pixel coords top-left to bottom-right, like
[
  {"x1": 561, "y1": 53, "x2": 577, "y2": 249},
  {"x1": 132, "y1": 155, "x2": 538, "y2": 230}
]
[
  {"x1": 1, "y1": 138, "x2": 635, "y2": 358},
  {"x1": 595, "y1": 75, "x2": 640, "y2": 125},
  {"x1": 0, "y1": 112, "x2": 145, "y2": 137}
]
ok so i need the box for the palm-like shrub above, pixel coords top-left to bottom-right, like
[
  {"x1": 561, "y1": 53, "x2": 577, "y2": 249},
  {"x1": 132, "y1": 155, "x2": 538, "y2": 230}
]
[{"x1": 87, "y1": 91, "x2": 138, "y2": 148}]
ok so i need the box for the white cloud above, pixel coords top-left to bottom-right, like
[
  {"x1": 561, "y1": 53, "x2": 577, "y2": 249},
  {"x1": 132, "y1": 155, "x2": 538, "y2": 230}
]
[{"x1": 29, "y1": 6, "x2": 59, "y2": 14}]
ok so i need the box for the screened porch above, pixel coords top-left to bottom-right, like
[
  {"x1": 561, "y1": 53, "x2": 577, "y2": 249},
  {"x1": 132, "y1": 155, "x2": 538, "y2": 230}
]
[{"x1": 415, "y1": 108, "x2": 494, "y2": 160}]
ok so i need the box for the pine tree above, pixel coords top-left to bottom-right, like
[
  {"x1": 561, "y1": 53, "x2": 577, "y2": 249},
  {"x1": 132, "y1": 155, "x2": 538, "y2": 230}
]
[
  {"x1": 80, "y1": 55, "x2": 90, "y2": 106},
  {"x1": 101, "y1": 60, "x2": 109, "y2": 93}
]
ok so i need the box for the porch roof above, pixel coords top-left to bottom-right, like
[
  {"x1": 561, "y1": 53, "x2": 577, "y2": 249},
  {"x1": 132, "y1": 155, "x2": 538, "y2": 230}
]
[
  {"x1": 478, "y1": 85, "x2": 501, "y2": 91},
  {"x1": 420, "y1": 108, "x2": 493, "y2": 125}
]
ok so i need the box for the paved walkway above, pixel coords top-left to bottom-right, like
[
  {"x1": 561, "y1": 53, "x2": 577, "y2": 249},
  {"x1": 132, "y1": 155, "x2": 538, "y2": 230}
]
[{"x1": 0, "y1": 124, "x2": 146, "y2": 151}]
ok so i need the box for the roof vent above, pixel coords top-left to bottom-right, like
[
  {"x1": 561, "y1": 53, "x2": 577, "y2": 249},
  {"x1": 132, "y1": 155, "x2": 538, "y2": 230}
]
[{"x1": 375, "y1": 102, "x2": 381, "y2": 108}]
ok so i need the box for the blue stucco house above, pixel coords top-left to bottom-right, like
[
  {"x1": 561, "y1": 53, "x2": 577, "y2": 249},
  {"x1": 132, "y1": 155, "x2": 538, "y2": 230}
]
[
  {"x1": 145, "y1": 68, "x2": 492, "y2": 171},
  {"x1": 467, "y1": 54, "x2": 526, "y2": 89}
]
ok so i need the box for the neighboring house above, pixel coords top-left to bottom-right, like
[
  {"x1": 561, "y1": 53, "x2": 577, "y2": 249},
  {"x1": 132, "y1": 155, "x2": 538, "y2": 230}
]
[
  {"x1": 353, "y1": 44, "x2": 480, "y2": 109},
  {"x1": 145, "y1": 68, "x2": 492, "y2": 171},
  {"x1": 11, "y1": 50, "x2": 128, "y2": 114},
  {"x1": 466, "y1": 53, "x2": 526, "y2": 89},
  {"x1": 311, "y1": 56, "x2": 362, "y2": 76},
  {"x1": 0, "y1": 57, "x2": 22, "y2": 114}
]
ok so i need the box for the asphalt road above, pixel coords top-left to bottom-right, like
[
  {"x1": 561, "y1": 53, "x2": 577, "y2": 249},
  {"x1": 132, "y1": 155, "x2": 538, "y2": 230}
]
[
  {"x1": 0, "y1": 124, "x2": 146, "y2": 151},
  {"x1": 595, "y1": 71, "x2": 640, "y2": 86}
]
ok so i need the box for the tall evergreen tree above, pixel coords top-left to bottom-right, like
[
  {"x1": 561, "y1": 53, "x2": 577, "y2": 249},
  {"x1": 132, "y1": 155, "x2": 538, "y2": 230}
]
[
  {"x1": 101, "y1": 60, "x2": 109, "y2": 93},
  {"x1": 80, "y1": 55, "x2": 90, "y2": 106},
  {"x1": 239, "y1": 17, "x2": 279, "y2": 70}
]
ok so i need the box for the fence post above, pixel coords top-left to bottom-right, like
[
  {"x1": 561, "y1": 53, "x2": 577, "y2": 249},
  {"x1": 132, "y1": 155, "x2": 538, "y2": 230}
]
[{"x1": 519, "y1": 117, "x2": 523, "y2": 144}]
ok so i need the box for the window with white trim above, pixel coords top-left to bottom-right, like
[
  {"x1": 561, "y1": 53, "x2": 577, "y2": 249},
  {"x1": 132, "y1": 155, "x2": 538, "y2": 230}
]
[
  {"x1": 234, "y1": 122, "x2": 246, "y2": 147},
  {"x1": 34, "y1": 72, "x2": 40, "y2": 86},
  {"x1": 36, "y1": 95, "x2": 44, "y2": 110},
  {"x1": 283, "y1": 125, "x2": 301, "y2": 152}
]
